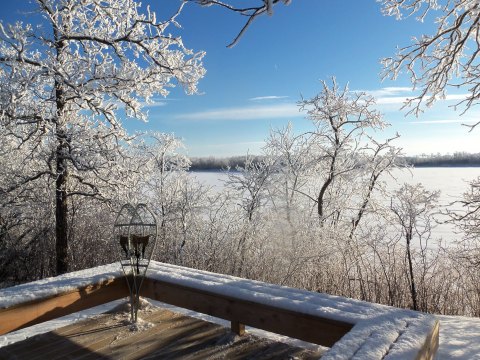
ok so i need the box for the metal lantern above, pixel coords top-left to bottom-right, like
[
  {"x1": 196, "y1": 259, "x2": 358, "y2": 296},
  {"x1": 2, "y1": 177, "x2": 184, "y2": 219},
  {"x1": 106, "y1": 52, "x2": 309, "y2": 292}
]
[{"x1": 114, "y1": 203, "x2": 157, "y2": 322}]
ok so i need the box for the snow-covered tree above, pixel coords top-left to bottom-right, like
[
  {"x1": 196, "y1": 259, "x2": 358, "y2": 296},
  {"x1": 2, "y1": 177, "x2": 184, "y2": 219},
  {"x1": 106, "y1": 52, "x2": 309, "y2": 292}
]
[
  {"x1": 225, "y1": 155, "x2": 275, "y2": 223},
  {"x1": 381, "y1": 1, "x2": 480, "y2": 289},
  {"x1": 390, "y1": 183, "x2": 440, "y2": 311},
  {"x1": 448, "y1": 177, "x2": 480, "y2": 269},
  {"x1": 139, "y1": 132, "x2": 193, "y2": 261},
  {"x1": 0, "y1": 123, "x2": 57, "y2": 282},
  {"x1": 139, "y1": 132, "x2": 191, "y2": 217},
  {"x1": 381, "y1": 0, "x2": 480, "y2": 126},
  {"x1": 299, "y1": 79, "x2": 387, "y2": 223},
  {"x1": 265, "y1": 123, "x2": 310, "y2": 216},
  {"x1": 0, "y1": 0, "x2": 205, "y2": 274},
  {"x1": 452, "y1": 177, "x2": 480, "y2": 242},
  {"x1": 348, "y1": 136, "x2": 402, "y2": 240}
]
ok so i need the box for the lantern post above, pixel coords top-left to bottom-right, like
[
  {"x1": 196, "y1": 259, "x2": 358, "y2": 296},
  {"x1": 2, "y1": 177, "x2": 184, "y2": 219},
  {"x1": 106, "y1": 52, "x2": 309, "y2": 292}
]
[{"x1": 114, "y1": 203, "x2": 157, "y2": 322}]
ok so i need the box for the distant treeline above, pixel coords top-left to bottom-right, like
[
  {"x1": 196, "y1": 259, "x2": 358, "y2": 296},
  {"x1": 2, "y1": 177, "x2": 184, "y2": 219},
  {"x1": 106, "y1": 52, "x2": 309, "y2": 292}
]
[
  {"x1": 189, "y1": 156, "x2": 263, "y2": 171},
  {"x1": 404, "y1": 152, "x2": 480, "y2": 167},
  {"x1": 190, "y1": 152, "x2": 480, "y2": 171}
]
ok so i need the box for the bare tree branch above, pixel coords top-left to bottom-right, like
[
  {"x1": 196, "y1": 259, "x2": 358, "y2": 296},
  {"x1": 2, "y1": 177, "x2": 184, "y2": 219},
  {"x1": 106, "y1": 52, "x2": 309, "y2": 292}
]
[{"x1": 189, "y1": 0, "x2": 292, "y2": 47}]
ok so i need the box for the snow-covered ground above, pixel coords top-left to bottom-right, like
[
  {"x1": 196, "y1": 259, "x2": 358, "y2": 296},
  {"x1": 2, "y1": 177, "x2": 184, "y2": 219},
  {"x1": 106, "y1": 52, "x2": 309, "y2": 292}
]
[
  {"x1": 437, "y1": 315, "x2": 480, "y2": 359},
  {"x1": 1, "y1": 261, "x2": 479, "y2": 359}
]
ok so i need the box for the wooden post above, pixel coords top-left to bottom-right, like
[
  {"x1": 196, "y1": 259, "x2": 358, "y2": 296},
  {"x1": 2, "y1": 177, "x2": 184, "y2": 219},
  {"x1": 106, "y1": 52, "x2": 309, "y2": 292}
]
[{"x1": 231, "y1": 320, "x2": 245, "y2": 336}]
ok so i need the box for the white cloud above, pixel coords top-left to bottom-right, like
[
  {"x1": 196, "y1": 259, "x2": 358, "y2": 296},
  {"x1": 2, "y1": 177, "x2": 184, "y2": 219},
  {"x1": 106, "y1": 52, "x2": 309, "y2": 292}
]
[
  {"x1": 441, "y1": 94, "x2": 469, "y2": 101},
  {"x1": 410, "y1": 118, "x2": 479, "y2": 125},
  {"x1": 376, "y1": 96, "x2": 411, "y2": 105},
  {"x1": 359, "y1": 87, "x2": 413, "y2": 97},
  {"x1": 174, "y1": 103, "x2": 301, "y2": 121},
  {"x1": 377, "y1": 94, "x2": 467, "y2": 105},
  {"x1": 357, "y1": 87, "x2": 469, "y2": 106},
  {"x1": 249, "y1": 95, "x2": 289, "y2": 101},
  {"x1": 375, "y1": 93, "x2": 468, "y2": 105},
  {"x1": 143, "y1": 101, "x2": 168, "y2": 108}
]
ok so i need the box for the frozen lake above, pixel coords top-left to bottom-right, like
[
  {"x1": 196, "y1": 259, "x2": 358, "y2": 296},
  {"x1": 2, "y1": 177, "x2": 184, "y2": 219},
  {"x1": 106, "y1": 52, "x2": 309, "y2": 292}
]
[
  {"x1": 389, "y1": 167, "x2": 479, "y2": 243},
  {"x1": 191, "y1": 167, "x2": 480, "y2": 244}
]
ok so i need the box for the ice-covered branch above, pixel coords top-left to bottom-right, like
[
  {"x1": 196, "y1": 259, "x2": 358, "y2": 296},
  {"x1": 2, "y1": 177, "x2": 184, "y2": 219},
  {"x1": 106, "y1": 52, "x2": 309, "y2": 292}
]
[
  {"x1": 190, "y1": 0, "x2": 292, "y2": 47},
  {"x1": 381, "y1": 0, "x2": 480, "y2": 128}
]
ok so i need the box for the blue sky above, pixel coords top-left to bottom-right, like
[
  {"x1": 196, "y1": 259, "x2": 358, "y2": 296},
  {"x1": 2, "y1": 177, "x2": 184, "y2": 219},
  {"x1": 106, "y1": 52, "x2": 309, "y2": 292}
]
[{"x1": 2, "y1": 1, "x2": 479, "y2": 156}]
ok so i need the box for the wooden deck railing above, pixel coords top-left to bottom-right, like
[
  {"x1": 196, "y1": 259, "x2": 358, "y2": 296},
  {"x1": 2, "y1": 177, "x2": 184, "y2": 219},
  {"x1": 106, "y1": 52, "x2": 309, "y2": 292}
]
[
  {"x1": 140, "y1": 277, "x2": 354, "y2": 347},
  {"x1": 0, "y1": 265, "x2": 439, "y2": 359},
  {"x1": 0, "y1": 277, "x2": 127, "y2": 335}
]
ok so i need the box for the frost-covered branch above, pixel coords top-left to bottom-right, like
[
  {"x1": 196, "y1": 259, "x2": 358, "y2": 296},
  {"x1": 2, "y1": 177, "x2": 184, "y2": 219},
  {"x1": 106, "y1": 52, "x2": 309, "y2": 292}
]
[
  {"x1": 381, "y1": 0, "x2": 480, "y2": 129},
  {"x1": 448, "y1": 177, "x2": 480, "y2": 245},
  {"x1": 0, "y1": 0, "x2": 206, "y2": 274},
  {"x1": 190, "y1": 0, "x2": 292, "y2": 47},
  {"x1": 298, "y1": 78, "x2": 387, "y2": 222}
]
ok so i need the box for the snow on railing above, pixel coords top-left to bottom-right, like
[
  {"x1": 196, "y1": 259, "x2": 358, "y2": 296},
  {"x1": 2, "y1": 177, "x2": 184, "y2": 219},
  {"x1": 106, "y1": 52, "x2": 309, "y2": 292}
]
[{"x1": 0, "y1": 261, "x2": 439, "y2": 359}]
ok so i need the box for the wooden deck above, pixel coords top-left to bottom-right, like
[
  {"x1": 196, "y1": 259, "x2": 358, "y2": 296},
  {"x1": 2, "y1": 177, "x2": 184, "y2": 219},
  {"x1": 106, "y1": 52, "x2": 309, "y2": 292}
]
[
  {"x1": 0, "y1": 262, "x2": 440, "y2": 359},
  {"x1": 0, "y1": 305, "x2": 325, "y2": 360}
]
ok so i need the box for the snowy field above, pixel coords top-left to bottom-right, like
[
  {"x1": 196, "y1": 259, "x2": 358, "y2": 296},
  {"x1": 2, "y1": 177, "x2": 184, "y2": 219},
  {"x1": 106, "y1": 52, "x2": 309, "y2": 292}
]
[
  {"x1": 2, "y1": 261, "x2": 477, "y2": 359},
  {"x1": 193, "y1": 167, "x2": 480, "y2": 244}
]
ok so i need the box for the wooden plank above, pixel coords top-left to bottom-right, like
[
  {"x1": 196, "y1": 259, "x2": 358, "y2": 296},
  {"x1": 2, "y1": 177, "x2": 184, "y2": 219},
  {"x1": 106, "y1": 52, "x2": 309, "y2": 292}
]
[
  {"x1": 140, "y1": 277, "x2": 354, "y2": 347},
  {"x1": 143, "y1": 323, "x2": 322, "y2": 360},
  {"x1": 0, "y1": 277, "x2": 128, "y2": 335},
  {"x1": 0, "y1": 308, "x2": 324, "y2": 360},
  {"x1": 141, "y1": 325, "x2": 229, "y2": 360},
  {"x1": 57, "y1": 310, "x2": 172, "y2": 359},
  {"x1": 0, "y1": 331, "x2": 62, "y2": 360},
  {"x1": 26, "y1": 310, "x2": 171, "y2": 360},
  {"x1": 231, "y1": 320, "x2": 245, "y2": 336},
  {"x1": 29, "y1": 321, "x2": 126, "y2": 360},
  {"x1": 101, "y1": 316, "x2": 219, "y2": 360},
  {"x1": 415, "y1": 320, "x2": 440, "y2": 360},
  {"x1": 0, "y1": 315, "x2": 117, "y2": 359}
]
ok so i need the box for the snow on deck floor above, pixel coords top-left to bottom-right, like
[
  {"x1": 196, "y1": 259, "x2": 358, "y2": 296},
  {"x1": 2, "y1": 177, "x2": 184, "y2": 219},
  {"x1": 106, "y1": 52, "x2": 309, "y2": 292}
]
[
  {"x1": 0, "y1": 261, "x2": 478, "y2": 359},
  {"x1": 1, "y1": 303, "x2": 479, "y2": 359},
  {"x1": 0, "y1": 298, "x2": 125, "y2": 347},
  {"x1": 0, "y1": 297, "x2": 325, "y2": 353},
  {"x1": 437, "y1": 315, "x2": 480, "y2": 359}
]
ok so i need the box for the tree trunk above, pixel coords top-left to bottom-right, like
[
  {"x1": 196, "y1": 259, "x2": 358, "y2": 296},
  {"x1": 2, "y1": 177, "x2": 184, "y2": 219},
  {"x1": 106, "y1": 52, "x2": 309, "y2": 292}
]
[
  {"x1": 54, "y1": 30, "x2": 69, "y2": 275},
  {"x1": 317, "y1": 175, "x2": 333, "y2": 221},
  {"x1": 349, "y1": 173, "x2": 379, "y2": 240},
  {"x1": 55, "y1": 133, "x2": 69, "y2": 275},
  {"x1": 318, "y1": 147, "x2": 338, "y2": 223},
  {"x1": 406, "y1": 232, "x2": 418, "y2": 311}
]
